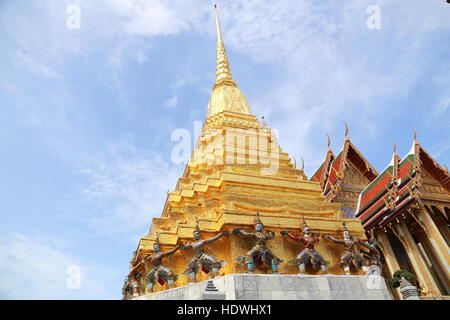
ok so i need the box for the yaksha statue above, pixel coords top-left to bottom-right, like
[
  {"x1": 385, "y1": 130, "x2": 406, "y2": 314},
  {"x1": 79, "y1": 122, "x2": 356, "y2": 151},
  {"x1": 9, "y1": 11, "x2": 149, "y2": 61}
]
[
  {"x1": 141, "y1": 232, "x2": 180, "y2": 292},
  {"x1": 323, "y1": 223, "x2": 366, "y2": 275},
  {"x1": 280, "y1": 217, "x2": 328, "y2": 274},
  {"x1": 122, "y1": 269, "x2": 141, "y2": 299},
  {"x1": 121, "y1": 277, "x2": 131, "y2": 300},
  {"x1": 181, "y1": 217, "x2": 228, "y2": 282},
  {"x1": 360, "y1": 230, "x2": 383, "y2": 276},
  {"x1": 233, "y1": 212, "x2": 283, "y2": 274}
]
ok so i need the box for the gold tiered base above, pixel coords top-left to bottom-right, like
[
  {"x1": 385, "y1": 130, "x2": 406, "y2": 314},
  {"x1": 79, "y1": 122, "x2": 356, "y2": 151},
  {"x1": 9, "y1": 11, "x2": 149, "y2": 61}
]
[{"x1": 133, "y1": 111, "x2": 367, "y2": 294}]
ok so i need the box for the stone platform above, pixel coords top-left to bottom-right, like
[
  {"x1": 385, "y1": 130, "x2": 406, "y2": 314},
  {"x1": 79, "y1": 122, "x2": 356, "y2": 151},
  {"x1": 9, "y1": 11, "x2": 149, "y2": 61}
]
[{"x1": 134, "y1": 274, "x2": 392, "y2": 300}]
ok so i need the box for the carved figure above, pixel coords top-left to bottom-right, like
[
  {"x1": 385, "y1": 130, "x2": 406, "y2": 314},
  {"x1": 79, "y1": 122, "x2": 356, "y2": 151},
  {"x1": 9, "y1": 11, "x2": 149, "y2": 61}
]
[
  {"x1": 233, "y1": 212, "x2": 283, "y2": 273},
  {"x1": 181, "y1": 217, "x2": 228, "y2": 282},
  {"x1": 281, "y1": 217, "x2": 329, "y2": 274},
  {"x1": 140, "y1": 232, "x2": 180, "y2": 291},
  {"x1": 323, "y1": 223, "x2": 366, "y2": 274}
]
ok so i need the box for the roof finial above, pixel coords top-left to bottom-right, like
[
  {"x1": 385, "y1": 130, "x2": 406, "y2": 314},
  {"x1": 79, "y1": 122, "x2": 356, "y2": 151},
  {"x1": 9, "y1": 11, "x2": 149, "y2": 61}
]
[
  {"x1": 393, "y1": 141, "x2": 397, "y2": 154},
  {"x1": 300, "y1": 156, "x2": 305, "y2": 171},
  {"x1": 343, "y1": 121, "x2": 349, "y2": 140},
  {"x1": 413, "y1": 128, "x2": 417, "y2": 142},
  {"x1": 325, "y1": 133, "x2": 331, "y2": 150}
]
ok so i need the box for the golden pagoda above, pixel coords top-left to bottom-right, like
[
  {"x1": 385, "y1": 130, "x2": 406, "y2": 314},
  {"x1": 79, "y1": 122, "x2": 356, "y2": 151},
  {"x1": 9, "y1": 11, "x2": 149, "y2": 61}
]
[{"x1": 127, "y1": 5, "x2": 368, "y2": 294}]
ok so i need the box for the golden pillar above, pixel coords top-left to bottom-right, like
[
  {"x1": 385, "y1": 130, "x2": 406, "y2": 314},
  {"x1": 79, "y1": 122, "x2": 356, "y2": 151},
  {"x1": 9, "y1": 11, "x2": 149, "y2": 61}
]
[
  {"x1": 376, "y1": 231, "x2": 402, "y2": 299},
  {"x1": 414, "y1": 228, "x2": 450, "y2": 294},
  {"x1": 393, "y1": 221, "x2": 441, "y2": 296},
  {"x1": 416, "y1": 207, "x2": 450, "y2": 272},
  {"x1": 433, "y1": 206, "x2": 450, "y2": 246},
  {"x1": 415, "y1": 208, "x2": 450, "y2": 275}
]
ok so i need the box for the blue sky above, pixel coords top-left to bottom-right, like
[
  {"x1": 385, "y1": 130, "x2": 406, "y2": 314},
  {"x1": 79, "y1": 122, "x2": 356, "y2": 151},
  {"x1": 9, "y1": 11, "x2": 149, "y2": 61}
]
[{"x1": 0, "y1": 0, "x2": 449, "y2": 299}]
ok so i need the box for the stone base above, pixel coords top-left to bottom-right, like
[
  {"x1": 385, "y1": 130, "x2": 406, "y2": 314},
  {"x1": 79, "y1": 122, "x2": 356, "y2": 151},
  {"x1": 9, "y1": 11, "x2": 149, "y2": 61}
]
[{"x1": 133, "y1": 274, "x2": 392, "y2": 300}]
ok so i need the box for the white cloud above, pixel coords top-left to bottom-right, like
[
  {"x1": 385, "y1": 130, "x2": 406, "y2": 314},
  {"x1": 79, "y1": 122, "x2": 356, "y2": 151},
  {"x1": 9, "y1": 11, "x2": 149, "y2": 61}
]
[
  {"x1": 17, "y1": 51, "x2": 62, "y2": 79},
  {"x1": 0, "y1": 232, "x2": 117, "y2": 299},
  {"x1": 435, "y1": 96, "x2": 450, "y2": 117},
  {"x1": 74, "y1": 140, "x2": 182, "y2": 238},
  {"x1": 165, "y1": 96, "x2": 178, "y2": 107}
]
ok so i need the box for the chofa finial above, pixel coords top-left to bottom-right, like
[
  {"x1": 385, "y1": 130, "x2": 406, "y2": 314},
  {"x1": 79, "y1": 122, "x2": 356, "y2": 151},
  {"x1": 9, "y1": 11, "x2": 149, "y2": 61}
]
[
  {"x1": 413, "y1": 128, "x2": 417, "y2": 142},
  {"x1": 300, "y1": 156, "x2": 305, "y2": 171},
  {"x1": 343, "y1": 121, "x2": 349, "y2": 139},
  {"x1": 393, "y1": 141, "x2": 397, "y2": 154},
  {"x1": 325, "y1": 133, "x2": 331, "y2": 149}
]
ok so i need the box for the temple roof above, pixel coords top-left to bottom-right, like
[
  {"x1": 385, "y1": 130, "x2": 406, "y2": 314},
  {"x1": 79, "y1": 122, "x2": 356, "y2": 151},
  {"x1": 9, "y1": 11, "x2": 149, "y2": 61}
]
[
  {"x1": 322, "y1": 136, "x2": 378, "y2": 199},
  {"x1": 310, "y1": 135, "x2": 335, "y2": 189},
  {"x1": 356, "y1": 137, "x2": 450, "y2": 229}
]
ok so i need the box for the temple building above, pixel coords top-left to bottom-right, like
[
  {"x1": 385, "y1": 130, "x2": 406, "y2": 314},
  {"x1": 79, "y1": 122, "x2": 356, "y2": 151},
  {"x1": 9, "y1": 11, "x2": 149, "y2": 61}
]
[
  {"x1": 355, "y1": 136, "x2": 450, "y2": 298},
  {"x1": 123, "y1": 6, "x2": 449, "y2": 300},
  {"x1": 310, "y1": 129, "x2": 378, "y2": 219}
]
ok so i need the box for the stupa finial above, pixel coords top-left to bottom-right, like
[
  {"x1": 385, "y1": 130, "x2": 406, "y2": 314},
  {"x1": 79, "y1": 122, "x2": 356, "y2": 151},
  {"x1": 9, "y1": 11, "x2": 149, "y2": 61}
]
[
  {"x1": 213, "y1": 4, "x2": 234, "y2": 88},
  {"x1": 214, "y1": 4, "x2": 222, "y2": 42},
  {"x1": 207, "y1": 4, "x2": 251, "y2": 117}
]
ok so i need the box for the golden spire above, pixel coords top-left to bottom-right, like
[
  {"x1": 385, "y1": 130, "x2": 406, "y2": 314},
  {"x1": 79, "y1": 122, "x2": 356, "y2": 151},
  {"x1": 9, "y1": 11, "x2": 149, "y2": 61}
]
[
  {"x1": 207, "y1": 5, "x2": 251, "y2": 118},
  {"x1": 213, "y1": 4, "x2": 235, "y2": 89},
  {"x1": 214, "y1": 4, "x2": 222, "y2": 43}
]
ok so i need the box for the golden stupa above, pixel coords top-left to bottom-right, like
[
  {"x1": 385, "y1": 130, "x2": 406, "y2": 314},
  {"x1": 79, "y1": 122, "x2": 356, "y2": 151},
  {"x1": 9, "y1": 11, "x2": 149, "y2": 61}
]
[{"x1": 130, "y1": 6, "x2": 367, "y2": 293}]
